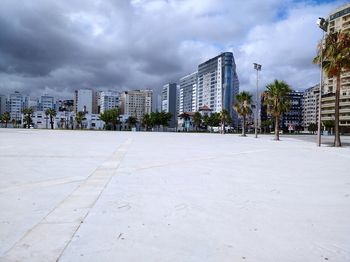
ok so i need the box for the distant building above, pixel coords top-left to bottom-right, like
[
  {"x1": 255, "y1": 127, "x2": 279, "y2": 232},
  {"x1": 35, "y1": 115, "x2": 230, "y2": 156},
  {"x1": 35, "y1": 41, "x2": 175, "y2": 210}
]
[
  {"x1": 74, "y1": 89, "x2": 93, "y2": 113},
  {"x1": 98, "y1": 91, "x2": 120, "y2": 113},
  {"x1": 92, "y1": 91, "x2": 100, "y2": 114},
  {"x1": 0, "y1": 95, "x2": 6, "y2": 116},
  {"x1": 38, "y1": 95, "x2": 54, "y2": 112},
  {"x1": 9, "y1": 91, "x2": 27, "y2": 120},
  {"x1": 197, "y1": 52, "x2": 239, "y2": 126},
  {"x1": 321, "y1": 3, "x2": 350, "y2": 131},
  {"x1": 119, "y1": 90, "x2": 153, "y2": 121},
  {"x1": 57, "y1": 100, "x2": 74, "y2": 112},
  {"x1": 31, "y1": 111, "x2": 103, "y2": 130},
  {"x1": 179, "y1": 71, "x2": 197, "y2": 114},
  {"x1": 303, "y1": 85, "x2": 320, "y2": 130},
  {"x1": 261, "y1": 90, "x2": 304, "y2": 132},
  {"x1": 281, "y1": 91, "x2": 304, "y2": 131},
  {"x1": 161, "y1": 83, "x2": 177, "y2": 128}
]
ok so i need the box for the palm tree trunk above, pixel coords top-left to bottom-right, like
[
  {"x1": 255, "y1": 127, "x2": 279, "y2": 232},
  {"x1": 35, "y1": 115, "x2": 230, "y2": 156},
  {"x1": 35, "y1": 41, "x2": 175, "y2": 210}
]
[
  {"x1": 242, "y1": 116, "x2": 246, "y2": 136},
  {"x1": 334, "y1": 75, "x2": 341, "y2": 147},
  {"x1": 275, "y1": 116, "x2": 279, "y2": 141}
]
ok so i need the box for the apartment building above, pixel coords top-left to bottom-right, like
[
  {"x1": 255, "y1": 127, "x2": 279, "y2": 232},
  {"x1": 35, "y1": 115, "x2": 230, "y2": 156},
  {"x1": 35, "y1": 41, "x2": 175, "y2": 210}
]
[
  {"x1": 98, "y1": 91, "x2": 120, "y2": 113},
  {"x1": 0, "y1": 95, "x2": 6, "y2": 116},
  {"x1": 74, "y1": 89, "x2": 93, "y2": 113},
  {"x1": 161, "y1": 83, "x2": 177, "y2": 128},
  {"x1": 197, "y1": 52, "x2": 239, "y2": 124},
  {"x1": 119, "y1": 90, "x2": 152, "y2": 121},
  {"x1": 303, "y1": 85, "x2": 320, "y2": 129},
  {"x1": 179, "y1": 72, "x2": 198, "y2": 114},
  {"x1": 321, "y1": 3, "x2": 350, "y2": 130}
]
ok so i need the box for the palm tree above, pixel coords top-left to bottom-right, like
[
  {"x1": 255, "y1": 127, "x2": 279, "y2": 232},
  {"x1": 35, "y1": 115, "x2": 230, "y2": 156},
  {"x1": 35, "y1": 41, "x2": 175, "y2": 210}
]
[
  {"x1": 233, "y1": 91, "x2": 253, "y2": 136},
  {"x1": 192, "y1": 112, "x2": 202, "y2": 131},
  {"x1": 1, "y1": 112, "x2": 10, "y2": 128},
  {"x1": 219, "y1": 109, "x2": 232, "y2": 134},
  {"x1": 45, "y1": 108, "x2": 57, "y2": 129},
  {"x1": 23, "y1": 108, "x2": 34, "y2": 128},
  {"x1": 75, "y1": 111, "x2": 86, "y2": 129},
  {"x1": 142, "y1": 113, "x2": 151, "y2": 131},
  {"x1": 263, "y1": 80, "x2": 292, "y2": 141},
  {"x1": 313, "y1": 31, "x2": 350, "y2": 147},
  {"x1": 127, "y1": 116, "x2": 137, "y2": 130}
]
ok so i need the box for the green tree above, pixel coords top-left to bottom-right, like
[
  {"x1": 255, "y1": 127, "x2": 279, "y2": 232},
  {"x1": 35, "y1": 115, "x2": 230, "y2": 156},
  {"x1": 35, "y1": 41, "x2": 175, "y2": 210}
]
[
  {"x1": 208, "y1": 113, "x2": 221, "y2": 127},
  {"x1": 322, "y1": 120, "x2": 334, "y2": 133},
  {"x1": 160, "y1": 112, "x2": 172, "y2": 127},
  {"x1": 23, "y1": 108, "x2": 34, "y2": 128},
  {"x1": 99, "y1": 108, "x2": 119, "y2": 130},
  {"x1": 75, "y1": 111, "x2": 86, "y2": 129},
  {"x1": 203, "y1": 114, "x2": 209, "y2": 128},
  {"x1": 1, "y1": 112, "x2": 10, "y2": 128},
  {"x1": 179, "y1": 112, "x2": 191, "y2": 131},
  {"x1": 192, "y1": 112, "x2": 202, "y2": 131},
  {"x1": 313, "y1": 31, "x2": 350, "y2": 147},
  {"x1": 142, "y1": 113, "x2": 152, "y2": 131},
  {"x1": 219, "y1": 109, "x2": 232, "y2": 134},
  {"x1": 261, "y1": 119, "x2": 273, "y2": 134},
  {"x1": 127, "y1": 116, "x2": 137, "y2": 129},
  {"x1": 233, "y1": 91, "x2": 253, "y2": 136},
  {"x1": 308, "y1": 123, "x2": 317, "y2": 134},
  {"x1": 263, "y1": 80, "x2": 292, "y2": 141},
  {"x1": 150, "y1": 111, "x2": 160, "y2": 130},
  {"x1": 45, "y1": 108, "x2": 57, "y2": 129},
  {"x1": 149, "y1": 111, "x2": 172, "y2": 130}
]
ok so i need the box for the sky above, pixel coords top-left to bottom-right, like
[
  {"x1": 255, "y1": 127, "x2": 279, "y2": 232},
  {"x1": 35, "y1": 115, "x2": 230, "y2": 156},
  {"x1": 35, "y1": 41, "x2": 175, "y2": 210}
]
[{"x1": 0, "y1": 0, "x2": 348, "y2": 99}]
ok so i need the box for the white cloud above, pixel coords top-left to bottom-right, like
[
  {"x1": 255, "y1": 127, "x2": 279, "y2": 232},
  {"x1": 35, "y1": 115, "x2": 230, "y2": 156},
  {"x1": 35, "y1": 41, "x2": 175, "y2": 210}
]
[
  {"x1": 236, "y1": 1, "x2": 347, "y2": 92},
  {"x1": 0, "y1": 0, "x2": 348, "y2": 98}
]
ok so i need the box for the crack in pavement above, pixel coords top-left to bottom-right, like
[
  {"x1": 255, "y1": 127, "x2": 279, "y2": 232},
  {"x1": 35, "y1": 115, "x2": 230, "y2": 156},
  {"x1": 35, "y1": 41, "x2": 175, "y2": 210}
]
[{"x1": 0, "y1": 138, "x2": 133, "y2": 262}]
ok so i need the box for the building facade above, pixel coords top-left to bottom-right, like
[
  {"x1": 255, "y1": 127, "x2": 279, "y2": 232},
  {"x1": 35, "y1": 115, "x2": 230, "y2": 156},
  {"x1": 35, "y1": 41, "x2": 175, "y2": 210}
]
[
  {"x1": 261, "y1": 90, "x2": 303, "y2": 132},
  {"x1": 161, "y1": 83, "x2": 177, "y2": 128},
  {"x1": 0, "y1": 95, "x2": 6, "y2": 116},
  {"x1": 98, "y1": 91, "x2": 120, "y2": 113},
  {"x1": 38, "y1": 95, "x2": 54, "y2": 112},
  {"x1": 321, "y1": 3, "x2": 350, "y2": 130},
  {"x1": 303, "y1": 85, "x2": 320, "y2": 129},
  {"x1": 179, "y1": 72, "x2": 198, "y2": 114},
  {"x1": 197, "y1": 52, "x2": 239, "y2": 125},
  {"x1": 9, "y1": 91, "x2": 27, "y2": 120},
  {"x1": 74, "y1": 89, "x2": 93, "y2": 113},
  {"x1": 119, "y1": 90, "x2": 153, "y2": 121},
  {"x1": 281, "y1": 91, "x2": 304, "y2": 131}
]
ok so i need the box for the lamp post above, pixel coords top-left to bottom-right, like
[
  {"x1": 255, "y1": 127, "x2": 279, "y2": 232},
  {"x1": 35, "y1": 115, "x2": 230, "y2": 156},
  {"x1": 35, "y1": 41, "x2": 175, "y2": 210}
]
[
  {"x1": 253, "y1": 63, "x2": 262, "y2": 138},
  {"x1": 316, "y1": 17, "x2": 328, "y2": 147}
]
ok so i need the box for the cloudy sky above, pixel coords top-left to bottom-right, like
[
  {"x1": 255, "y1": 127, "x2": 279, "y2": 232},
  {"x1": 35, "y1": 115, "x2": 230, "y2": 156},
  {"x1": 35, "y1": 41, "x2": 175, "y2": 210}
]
[{"x1": 0, "y1": 0, "x2": 347, "y2": 99}]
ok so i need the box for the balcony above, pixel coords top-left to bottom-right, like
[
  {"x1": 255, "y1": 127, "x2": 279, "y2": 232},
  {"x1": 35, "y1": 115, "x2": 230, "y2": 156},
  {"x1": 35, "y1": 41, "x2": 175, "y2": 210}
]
[{"x1": 322, "y1": 109, "x2": 335, "y2": 114}]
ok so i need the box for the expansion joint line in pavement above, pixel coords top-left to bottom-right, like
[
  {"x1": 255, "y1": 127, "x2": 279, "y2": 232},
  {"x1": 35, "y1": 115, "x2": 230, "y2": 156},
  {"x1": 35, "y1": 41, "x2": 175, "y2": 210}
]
[{"x1": 1, "y1": 138, "x2": 133, "y2": 262}]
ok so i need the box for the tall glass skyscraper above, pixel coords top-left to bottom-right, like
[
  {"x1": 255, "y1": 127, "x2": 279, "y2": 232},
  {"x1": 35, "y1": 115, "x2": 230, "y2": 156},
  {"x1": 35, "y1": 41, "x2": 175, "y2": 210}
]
[{"x1": 197, "y1": 52, "x2": 239, "y2": 123}]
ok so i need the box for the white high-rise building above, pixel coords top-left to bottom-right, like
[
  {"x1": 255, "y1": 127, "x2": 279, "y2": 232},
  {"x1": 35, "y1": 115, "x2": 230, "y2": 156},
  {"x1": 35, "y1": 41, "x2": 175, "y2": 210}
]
[
  {"x1": 74, "y1": 89, "x2": 93, "y2": 113},
  {"x1": 9, "y1": 91, "x2": 27, "y2": 120},
  {"x1": 120, "y1": 90, "x2": 152, "y2": 121},
  {"x1": 303, "y1": 85, "x2": 320, "y2": 129},
  {"x1": 39, "y1": 95, "x2": 54, "y2": 112},
  {"x1": 0, "y1": 95, "x2": 6, "y2": 116},
  {"x1": 161, "y1": 83, "x2": 177, "y2": 128},
  {"x1": 321, "y1": 3, "x2": 350, "y2": 129},
  {"x1": 179, "y1": 72, "x2": 197, "y2": 114},
  {"x1": 197, "y1": 52, "x2": 239, "y2": 124},
  {"x1": 98, "y1": 91, "x2": 120, "y2": 113}
]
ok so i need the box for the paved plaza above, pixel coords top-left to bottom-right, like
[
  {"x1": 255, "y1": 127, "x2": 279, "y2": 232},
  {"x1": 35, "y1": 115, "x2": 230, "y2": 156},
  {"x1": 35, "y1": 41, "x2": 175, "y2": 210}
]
[{"x1": 0, "y1": 129, "x2": 349, "y2": 262}]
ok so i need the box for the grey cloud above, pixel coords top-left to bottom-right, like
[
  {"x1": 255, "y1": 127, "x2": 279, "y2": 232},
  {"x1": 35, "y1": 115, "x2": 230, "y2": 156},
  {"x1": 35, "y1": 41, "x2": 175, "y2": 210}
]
[{"x1": 0, "y1": 0, "x2": 346, "y2": 99}]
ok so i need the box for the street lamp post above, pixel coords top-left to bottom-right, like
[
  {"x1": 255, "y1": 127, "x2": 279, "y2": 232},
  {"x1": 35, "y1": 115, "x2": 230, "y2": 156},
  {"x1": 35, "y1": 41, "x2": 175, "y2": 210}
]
[
  {"x1": 316, "y1": 17, "x2": 328, "y2": 147},
  {"x1": 253, "y1": 63, "x2": 262, "y2": 138}
]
